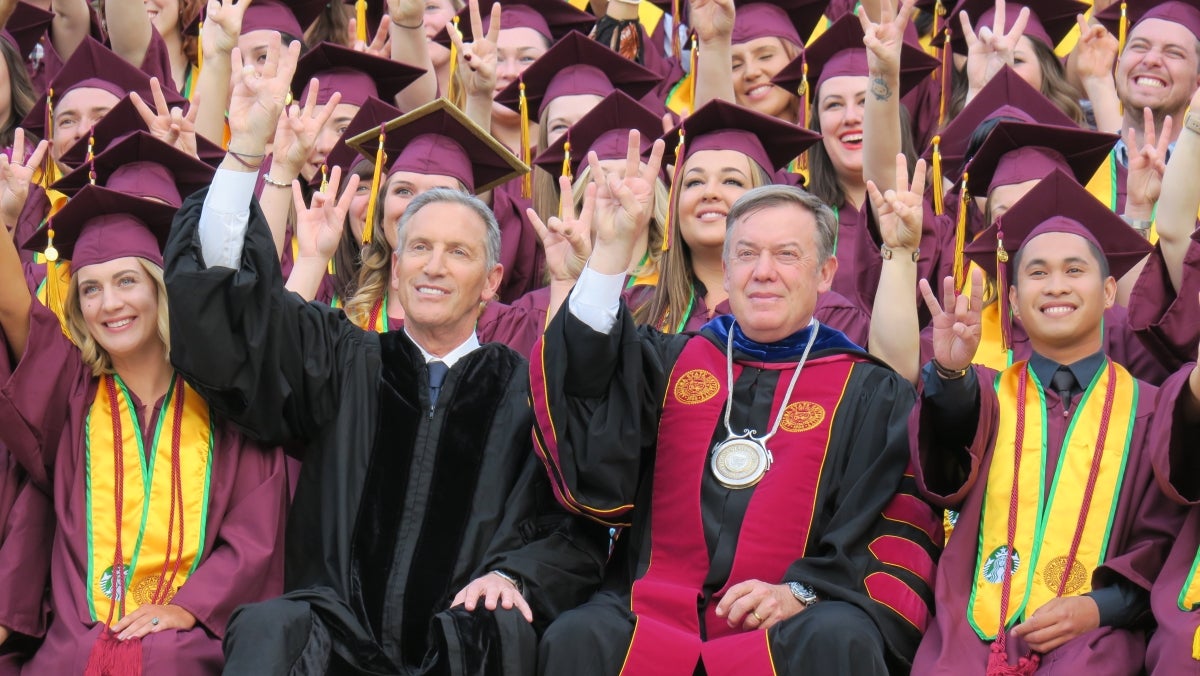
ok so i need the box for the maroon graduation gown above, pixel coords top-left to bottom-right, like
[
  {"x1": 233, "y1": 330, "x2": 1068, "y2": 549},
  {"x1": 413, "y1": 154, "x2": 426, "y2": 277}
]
[
  {"x1": 491, "y1": 179, "x2": 546, "y2": 303},
  {"x1": 0, "y1": 304, "x2": 289, "y2": 675},
  {"x1": 1145, "y1": 366, "x2": 1200, "y2": 675},
  {"x1": 910, "y1": 365, "x2": 1185, "y2": 674},
  {"x1": 1127, "y1": 234, "x2": 1200, "y2": 374}
]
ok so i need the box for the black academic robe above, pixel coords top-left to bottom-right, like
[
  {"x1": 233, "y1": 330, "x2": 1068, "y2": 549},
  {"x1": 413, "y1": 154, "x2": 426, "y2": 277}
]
[
  {"x1": 163, "y1": 190, "x2": 608, "y2": 675},
  {"x1": 531, "y1": 306, "x2": 940, "y2": 675}
]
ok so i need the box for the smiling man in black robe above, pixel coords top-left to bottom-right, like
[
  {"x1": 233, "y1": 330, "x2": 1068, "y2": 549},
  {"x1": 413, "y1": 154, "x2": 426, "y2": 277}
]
[{"x1": 164, "y1": 160, "x2": 607, "y2": 674}]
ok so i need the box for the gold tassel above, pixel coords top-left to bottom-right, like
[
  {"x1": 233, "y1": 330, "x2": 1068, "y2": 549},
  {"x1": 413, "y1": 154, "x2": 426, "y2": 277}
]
[
  {"x1": 799, "y1": 61, "x2": 809, "y2": 128},
  {"x1": 519, "y1": 79, "x2": 532, "y2": 198},
  {"x1": 356, "y1": 0, "x2": 368, "y2": 43},
  {"x1": 663, "y1": 128, "x2": 685, "y2": 252},
  {"x1": 43, "y1": 224, "x2": 58, "y2": 263},
  {"x1": 953, "y1": 172, "x2": 968, "y2": 291},
  {"x1": 1118, "y1": 2, "x2": 1127, "y2": 53},
  {"x1": 197, "y1": 21, "x2": 203, "y2": 72},
  {"x1": 43, "y1": 87, "x2": 55, "y2": 182},
  {"x1": 561, "y1": 140, "x2": 572, "y2": 183},
  {"x1": 448, "y1": 16, "x2": 461, "y2": 104},
  {"x1": 684, "y1": 33, "x2": 697, "y2": 115},
  {"x1": 362, "y1": 128, "x2": 387, "y2": 244},
  {"x1": 995, "y1": 228, "x2": 1010, "y2": 351},
  {"x1": 319, "y1": 163, "x2": 328, "y2": 192},
  {"x1": 931, "y1": 135, "x2": 944, "y2": 216}
]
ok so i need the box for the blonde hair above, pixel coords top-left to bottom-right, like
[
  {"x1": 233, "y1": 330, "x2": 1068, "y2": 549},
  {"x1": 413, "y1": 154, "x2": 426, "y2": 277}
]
[
  {"x1": 64, "y1": 260, "x2": 170, "y2": 377},
  {"x1": 570, "y1": 164, "x2": 669, "y2": 280},
  {"x1": 632, "y1": 155, "x2": 771, "y2": 330}
]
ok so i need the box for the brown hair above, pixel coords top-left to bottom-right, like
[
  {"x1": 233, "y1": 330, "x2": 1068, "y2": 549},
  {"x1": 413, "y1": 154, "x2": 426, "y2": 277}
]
[{"x1": 0, "y1": 38, "x2": 37, "y2": 148}]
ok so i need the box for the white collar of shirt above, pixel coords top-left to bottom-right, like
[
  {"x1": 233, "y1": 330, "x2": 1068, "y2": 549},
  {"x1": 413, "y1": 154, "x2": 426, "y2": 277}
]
[
  {"x1": 1113, "y1": 137, "x2": 1175, "y2": 168},
  {"x1": 403, "y1": 328, "x2": 480, "y2": 369}
]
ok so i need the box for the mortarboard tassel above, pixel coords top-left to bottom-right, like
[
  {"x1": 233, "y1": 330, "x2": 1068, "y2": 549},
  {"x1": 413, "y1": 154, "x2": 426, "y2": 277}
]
[
  {"x1": 672, "y1": 0, "x2": 682, "y2": 62},
  {"x1": 519, "y1": 78, "x2": 532, "y2": 198},
  {"x1": 798, "y1": 59, "x2": 809, "y2": 128},
  {"x1": 196, "y1": 21, "x2": 203, "y2": 73},
  {"x1": 953, "y1": 172, "x2": 969, "y2": 291},
  {"x1": 931, "y1": 135, "x2": 944, "y2": 216},
  {"x1": 662, "y1": 128, "x2": 686, "y2": 252},
  {"x1": 561, "y1": 138, "x2": 572, "y2": 184},
  {"x1": 362, "y1": 126, "x2": 387, "y2": 244},
  {"x1": 356, "y1": 0, "x2": 368, "y2": 43},
  {"x1": 937, "y1": 26, "x2": 952, "y2": 127},
  {"x1": 1118, "y1": 2, "x2": 1128, "y2": 54},
  {"x1": 684, "y1": 33, "x2": 698, "y2": 115},
  {"x1": 320, "y1": 163, "x2": 334, "y2": 274},
  {"x1": 448, "y1": 16, "x2": 461, "y2": 104},
  {"x1": 994, "y1": 226, "x2": 1011, "y2": 352}
]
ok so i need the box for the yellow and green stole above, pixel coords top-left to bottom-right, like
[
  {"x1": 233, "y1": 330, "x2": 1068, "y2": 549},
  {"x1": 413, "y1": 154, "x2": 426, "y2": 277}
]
[
  {"x1": 86, "y1": 374, "x2": 214, "y2": 622},
  {"x1": 1177, "y1": 548, "x2": 1200, "y2": 658},
  {"x1": 967, "y1": 360, "x2": 1137, "y2": 640}
]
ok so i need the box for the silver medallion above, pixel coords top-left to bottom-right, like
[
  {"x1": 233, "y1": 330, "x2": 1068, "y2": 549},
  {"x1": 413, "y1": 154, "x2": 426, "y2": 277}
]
[{"x1": 711, "y1": 436, "x2": 773, "y2": 489}]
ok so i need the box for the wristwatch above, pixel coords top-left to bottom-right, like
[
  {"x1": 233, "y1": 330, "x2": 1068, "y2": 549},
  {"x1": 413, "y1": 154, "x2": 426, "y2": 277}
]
[{"x1": 787, "y1": 581, "x2": 819, "y2": 607}]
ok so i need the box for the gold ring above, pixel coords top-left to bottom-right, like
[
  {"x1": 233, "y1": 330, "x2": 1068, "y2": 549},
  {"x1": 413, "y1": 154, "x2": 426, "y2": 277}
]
[{"x1": 752, "y1": 611, "x2": 763, "y2": 622}]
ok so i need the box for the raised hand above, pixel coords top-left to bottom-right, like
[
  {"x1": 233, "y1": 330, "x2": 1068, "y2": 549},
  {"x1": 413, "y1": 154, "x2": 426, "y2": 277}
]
[
  {"x1": 0, "y1": 130, "x2": 49, "y2": 231},
  {"x1": 447, "y1": 0, "x2": 500, "y2": 98},
  {"x1": 867, "y1": 154, "x2": 926, "y2": 252},
  {"x1": 387, "y1": 0, "x2": 425, "y2": 30},
  {"x1": 352, "y1": 16, "x2": 392, "y2": 57},
  {"x1": 1125, "y1": 106, "x2": 1172, "y2": 222},
  {"x1": 272, "y1": 80, "x2": 341, "y2": 177},
  {"x1": 860, "y1": 0, "x2": 916, "y2": 79},
  {"x1": 130, "y1": 77, "x2": 201, "y2": 158},
  {"x1": 1072, "y1": 14, "x2": 1118, "y2": 84},
  {"x1": 227, "y1": 34, "x2": 302, "y2": 150},
  {"x1": 920, "y1": 267, "x2": 984, "y2": 372},
  {"x1": 201, "y1": 0, "x2": 251, "y2": 58},
  {"x1": 528, "y1": 176, "x2": 595, "y2": 283},
  {"x1": 689, "y1": 0, "x2": 735, "y2": 45},
  {"x1": 961, "y1": 0, "x2": 1031, "y2": 94},
  {"x1": 591, "y1": 131, "x2": 666, "y2": 247},
  {"x1": 292, "y1": 165, "x2": 359, "y2": 261}
]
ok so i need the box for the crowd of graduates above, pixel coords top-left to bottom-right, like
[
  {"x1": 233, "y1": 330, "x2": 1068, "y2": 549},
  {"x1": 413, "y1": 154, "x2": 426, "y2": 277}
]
[{"x1": 1, "y1": 0, "x2": 1200, "y2": 672}]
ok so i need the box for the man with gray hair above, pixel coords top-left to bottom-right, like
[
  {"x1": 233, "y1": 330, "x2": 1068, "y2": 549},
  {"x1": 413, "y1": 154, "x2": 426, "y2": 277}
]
[
  {"x1": 533, "y1": 183, "x2": 939, "y2": 675},
  {"x1": 163, "y1": 164, "x2": 608, "y2": 674}
]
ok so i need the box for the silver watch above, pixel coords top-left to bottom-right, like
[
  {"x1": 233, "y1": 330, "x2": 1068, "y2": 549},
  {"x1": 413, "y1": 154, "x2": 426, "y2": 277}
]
[{"x1": 788, "y1": 581, "x2": 819, "y2": 607}]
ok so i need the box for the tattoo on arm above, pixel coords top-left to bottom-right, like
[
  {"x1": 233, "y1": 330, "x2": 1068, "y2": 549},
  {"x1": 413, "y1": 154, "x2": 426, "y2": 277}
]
[{"x1": 870, "y1": 76, "x2": 893, "y2": 102}]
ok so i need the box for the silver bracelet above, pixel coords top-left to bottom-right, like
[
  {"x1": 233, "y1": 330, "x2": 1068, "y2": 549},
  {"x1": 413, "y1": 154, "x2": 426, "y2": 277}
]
[
  {"x1": 489, "y1": 569, "x2": 522, "y2": 593},
  {"x1": 262, "y1": 173, "x2": 292, "y2": 189}
]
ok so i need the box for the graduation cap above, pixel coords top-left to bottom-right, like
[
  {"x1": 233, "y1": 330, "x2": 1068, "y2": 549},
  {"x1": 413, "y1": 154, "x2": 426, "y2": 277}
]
[
  {"x1": 730, "y1": 0, "x2": 828, "y2": 47},
  {"x1": 345, "y1": 98, "x2": 527, "y2": 242},
  {"x1": 941, "y1": 0, "x2": 1090, "y2": 53},
  {"x1": 20, "y1": 36, "x2": 187, "y2": 139},
  {"x1": 659, "y1": 99, "x2": 821, "y2": 250},
  {"x1": 56, "y1": 95, "x2": 225, "y2": 168},
  {"x1": 431, "y1": 0, "x2": 594, "y2": 47},
  {"x1": 23, "y1": 184, "x2": 177, "y2": 268},
  {"x1": 292, "y1": 41, "x2": 426, "y2": 107},
  {"x1": 493, "y1": 31, "x2": 660, "y2": 117},
  {"x1": 961, "y1": 120, "x2": 1118, "y2": 197},
  {"x1": 773, "y1": 14, "x2": 940, "y2": 126},
  {"x1": 532, "y1": 90, "x2": 662, "y2": 180},
  {"x1": 240, "y1": 0, "x2": 328, "y2": 37},
  {"x1": 2, "y1": 1, "x2": 53, "y2": 57},
  {"x1": 318, "y1": 95, "x2": 403, "y2": 181},
  {"x1": 1096, "y1": 0, "x2": 1200, "y2": 49},
  {"x1": 962, "y1": 168, "x2": 1151, "y2": 347},
  {"x1": 51, "y1": 131, "x2": 217, "y2": 207}
]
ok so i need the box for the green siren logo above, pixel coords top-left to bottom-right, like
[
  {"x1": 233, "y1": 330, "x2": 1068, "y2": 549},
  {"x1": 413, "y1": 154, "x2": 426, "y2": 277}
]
[
  {"x1": 99, "y1": 564, "x2": 132, "y2": 599},
  {"x1": 983, "y1": 546, "x2": 1020, "y2": 584}
]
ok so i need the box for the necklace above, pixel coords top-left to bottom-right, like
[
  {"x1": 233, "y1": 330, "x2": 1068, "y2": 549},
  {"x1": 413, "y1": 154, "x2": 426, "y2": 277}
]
[{"x1": 710, "y1": 318, "x2": 820, "y2": 489}]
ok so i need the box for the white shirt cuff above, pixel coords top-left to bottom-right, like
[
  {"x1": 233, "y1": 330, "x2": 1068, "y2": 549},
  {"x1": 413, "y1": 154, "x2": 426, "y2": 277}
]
[
  {"x1": 198, "y1": 168, "x2": 259, "y2": 269},
  {"x1": 567, "y1": 266, "x2": 625, "y2": 334}
]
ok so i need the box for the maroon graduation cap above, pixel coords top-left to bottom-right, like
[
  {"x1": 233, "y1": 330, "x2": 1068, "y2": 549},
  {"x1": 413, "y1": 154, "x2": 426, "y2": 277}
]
[
  {"x1": 533, "y1": 90, "x2": 663, "y2": 179},
  {"x1": 23, "y1": 184, "x2": 177, "y2": 268},
  {"x1": 52, "y1": 131, "x2": 217, "y2": 207},
  {"x1": 291, "y1": 41, "x2": 426, "y2": 107}
]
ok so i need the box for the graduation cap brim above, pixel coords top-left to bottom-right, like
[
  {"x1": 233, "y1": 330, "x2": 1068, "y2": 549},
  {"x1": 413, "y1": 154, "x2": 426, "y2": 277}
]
[
  {"x1": 55, "y1": 95, "x2": 220, "y2": 167},
  {"x1": 776, "y1": 14, "x2": 939, "y2": 99},
  {"x1": 51, "y1": 131, "x2": 216, "y2": 202},
  {"x1": 317, "y1": 95, "x2": 404, "y2": 181},
  {"x1": 493, "y1": 31, "x2": 661, "y2": 114},
  {"x1": 961, "y1": 121, "x2": 1118, "y2": 196},
  {"x1": 345, "y1": 98, "x2": 528, "y2": 195},
  {"x1": 661, "y1": 98, "x2": 822, "y2": 173},
  {"x1": 20, "y1": 37, "x2": 186, "y2": 137},
  {"x1": 292, "y1": 41, "x2": 426, "y2": 106},
  {"x1": 532, "y1": 90, "x2": 663, "y2": 176},
  {"x1": 919, "y1": 66, "x2": 1077, "y2": 168},
  {"x1": 729, "y1": 0, "x2": 829, "y2": 46},
  {"x1": 23, "y1": 184, "x2": 177, "y2": 263},
  {"x1": 1096, "y1": 0, "x2": 1200, "y2": 41},
  {"x1": 963, "y1": 168, "x2": 1152, "y2": 279},
  {"x1": 431, "y1": 0, "x2": 594, "y2": 47},
  {"x1": 4, "y1": 1, "x2": 54, "y2": 57}
]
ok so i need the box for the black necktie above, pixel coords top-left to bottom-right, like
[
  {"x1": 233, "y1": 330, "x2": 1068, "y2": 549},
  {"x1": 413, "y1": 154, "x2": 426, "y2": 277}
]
[
  {"x1": 1051, "y1": 366, "x2": 1077, "y2": 417},
  {"x1": 428, "y1": 361, "x2": 449, "y2": 407}
]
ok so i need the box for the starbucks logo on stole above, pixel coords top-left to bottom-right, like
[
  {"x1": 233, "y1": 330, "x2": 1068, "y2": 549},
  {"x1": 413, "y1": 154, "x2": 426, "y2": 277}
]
[
  {"x1": 1042, "y1": 556, "x2": 1088, "y2": 595},
  {"x1": 983, "y1": 546, "x2": 1020, "y2": 584},
  {"x1": 674, "y1": 370, "x2": 720, "y2": 404},
  {"x1": 780, "y1": 401, "x2": 825, "y2": 432}
]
